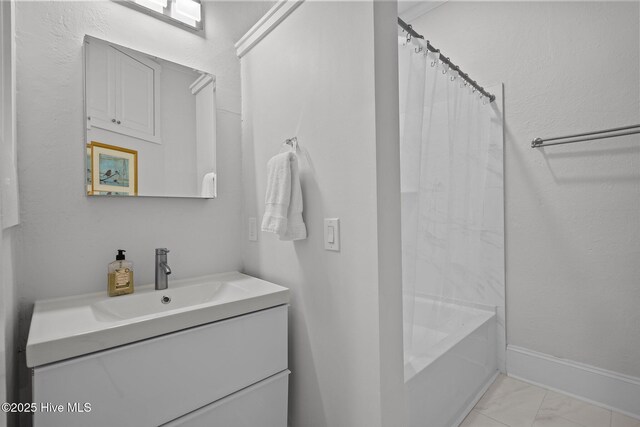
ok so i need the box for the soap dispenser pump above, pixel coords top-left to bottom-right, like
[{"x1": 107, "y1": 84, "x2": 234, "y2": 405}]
[{"x1": 108, "y1": 249, "x2": 134, "y2": 297}]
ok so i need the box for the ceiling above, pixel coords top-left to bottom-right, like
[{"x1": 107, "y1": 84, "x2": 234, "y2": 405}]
[{"x1": 397, "y1": 1, "x2": 448, "y2": 22}]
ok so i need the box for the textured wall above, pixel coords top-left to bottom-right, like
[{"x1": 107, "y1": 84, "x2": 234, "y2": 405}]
[
  {"x1": 410, "y1": 1, "x2": 640, "y2": 377},
  {"x1": 15, "y1": 1, "x2": 273, "y2": 299},
  {"x1": 13, "y1": 0, "x2": 273, "y2": 416}
]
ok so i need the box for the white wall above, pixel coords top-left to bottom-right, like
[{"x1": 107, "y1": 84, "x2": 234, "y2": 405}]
[
  {"x1": 0, "y1": 230, "x2": 17, "y2": 427},
  {"x1": 14, "y1": 0, "x2": 274, "y2": 299},
  {"x1": 240, "y1": 2, "x2": 403, "y2": 426},
  {"x1": 372, "y1": 2, "x2": 406, "y2": 425},
  {"x1": 410, "y1": 1, "x2": 640, "y2": 378},
  {"x1": 0, "y1": 1, "x2": 18, "y2": 425},
  {"x1": 13, "y1": 0, "x2": 273, "y2": 418}
]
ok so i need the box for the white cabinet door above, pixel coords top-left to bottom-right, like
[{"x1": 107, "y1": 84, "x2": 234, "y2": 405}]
[
  {"x1": 115, "y1": 50, "x2": 156, "y2": 139},
  {"x1": 86, "y1": 40, "x2": 115, "y2": 131},
  {"x1": 85, "y1": 39, "x2": 161, "y2": 144}
]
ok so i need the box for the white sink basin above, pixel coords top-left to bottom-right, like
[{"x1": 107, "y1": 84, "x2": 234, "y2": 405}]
[
  {"x1": 91, "y1": 280, "x2": 250, "y2": 321},
  {"x1": 27, "y1": 272, "x2": 289, "y2": 367}
]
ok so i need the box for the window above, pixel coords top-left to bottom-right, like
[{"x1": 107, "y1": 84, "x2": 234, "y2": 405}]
[{"x1": 119, "y1": 0, "x2": 203, "y2": 31}]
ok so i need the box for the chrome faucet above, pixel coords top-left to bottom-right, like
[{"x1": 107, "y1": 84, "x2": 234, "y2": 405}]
[{"x1": 155, "y1": 248, "x2": 172, "y2": 290}]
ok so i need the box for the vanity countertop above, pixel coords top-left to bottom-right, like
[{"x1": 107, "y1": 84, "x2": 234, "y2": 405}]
[{"x1": 26, "y1": 272, "x2": 289, "y2": 367}]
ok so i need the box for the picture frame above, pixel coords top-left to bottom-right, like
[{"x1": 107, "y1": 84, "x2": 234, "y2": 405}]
[
  {"x1": 89, "y1": 141, "x2": 138, "y2": 196},
  {"x1": 86, "y1": 144, "x2": 92, "y2": 195}
]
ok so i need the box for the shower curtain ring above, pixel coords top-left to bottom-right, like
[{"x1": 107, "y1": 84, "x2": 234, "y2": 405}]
[
  {"x1": 415, "y1": 46, "x2": 423, "y2": 54},
  {"x1": 441, "y1": 58, "x2": 450, "y2": 74},
  {"x1": 430, "y1": 50, "x2": 439, "y2": 67}
]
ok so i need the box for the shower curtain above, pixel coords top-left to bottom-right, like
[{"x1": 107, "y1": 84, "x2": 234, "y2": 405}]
[{"x1": 398, "y1": 36, "x2": 503, "y2": 360}]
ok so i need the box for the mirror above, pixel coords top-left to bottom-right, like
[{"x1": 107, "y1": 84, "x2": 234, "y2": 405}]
[{"x1": 84, "y1": 35, "x2": 216, "y2": 198}]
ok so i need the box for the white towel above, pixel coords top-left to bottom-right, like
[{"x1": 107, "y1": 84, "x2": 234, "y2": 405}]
[
  {"x1": 201, "y1": 172, "x2": 217, "y2": 198},
  {"x1": 261, "y1": 152, "x2": 307, "y2": 241}
]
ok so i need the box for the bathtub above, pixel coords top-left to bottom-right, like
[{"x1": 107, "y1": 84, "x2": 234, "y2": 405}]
[{"x1": 404, "y1": 295, "x2": 498, "y2": 427}]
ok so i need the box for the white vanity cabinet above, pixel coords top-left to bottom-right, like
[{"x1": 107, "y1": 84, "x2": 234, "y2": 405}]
[
  {"x1": 32, "y1": 305, "x2": 289, "y2": 427},
  {"x1": 85, "y1": 38, "x2": 161, "y2": 143}
]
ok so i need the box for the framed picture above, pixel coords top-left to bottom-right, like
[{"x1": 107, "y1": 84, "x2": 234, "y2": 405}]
[
  {"x1": 90, "y1": 141, "x2": 138, "y2": 196},
  {"x1": 86, "y1": 144, "x2": 92, "y2": 195}
]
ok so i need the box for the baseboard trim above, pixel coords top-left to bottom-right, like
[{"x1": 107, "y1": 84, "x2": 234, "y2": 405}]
[
  {"x1": 506, "y1": 345, "x2": 640, "y2": 419},
  {"x1": 451, "y1": 371, "x2": 500, "y2": 427}
]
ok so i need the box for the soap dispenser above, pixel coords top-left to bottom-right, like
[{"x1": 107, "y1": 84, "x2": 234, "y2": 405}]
[{"x1": 108, "y1": 249, "x2": 134, "y2": 297}]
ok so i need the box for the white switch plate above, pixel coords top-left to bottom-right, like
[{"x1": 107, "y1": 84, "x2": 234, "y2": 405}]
[
  {"x1": 324, "y1": 218, "x2": 340, "y2": 251},
  {"x1": 248, "y1": 217, "x2": 258, "y2": 241}
]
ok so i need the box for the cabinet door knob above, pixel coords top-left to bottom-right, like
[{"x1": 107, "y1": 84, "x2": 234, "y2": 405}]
[
  {"x1": 111, "y1": 119, "x2": 116, "y2": 123},
  {"x1": 117, "y1": 121, "x2": 121, "y2": 124}
]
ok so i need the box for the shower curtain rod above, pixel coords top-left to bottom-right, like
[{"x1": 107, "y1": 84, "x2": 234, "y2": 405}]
[
  {"x1": 398, "y1": 18, "x2": 496, "y2": 103},
  {"x1": 531, "y1": 124, "x2": 640, "y2": 148}
]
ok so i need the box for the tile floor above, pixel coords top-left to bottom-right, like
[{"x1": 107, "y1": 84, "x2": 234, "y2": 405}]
[{"x1": 461, "y1": 375, "x2": 640, "y2": 427}]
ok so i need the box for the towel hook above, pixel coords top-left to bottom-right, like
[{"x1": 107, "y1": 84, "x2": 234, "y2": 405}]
[{"x1": 284, "y1": 136, "x2": 298, "y2": 151}]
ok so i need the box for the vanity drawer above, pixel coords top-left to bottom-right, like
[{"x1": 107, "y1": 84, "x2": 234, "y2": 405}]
[
  {"x1": 163, "y1": 370, "x2": 289, "y2": 427},
  {"x1": 33, "y1": 305, "x2": 288, "y2": 427}
]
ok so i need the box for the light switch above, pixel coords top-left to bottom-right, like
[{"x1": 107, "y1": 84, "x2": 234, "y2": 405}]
[
  {"x1": 248, "y1": 217, "x2": 258, "y2": 241},
  {"x1": 324, "y1": 218, "x2": 340, "y2": 251}
]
